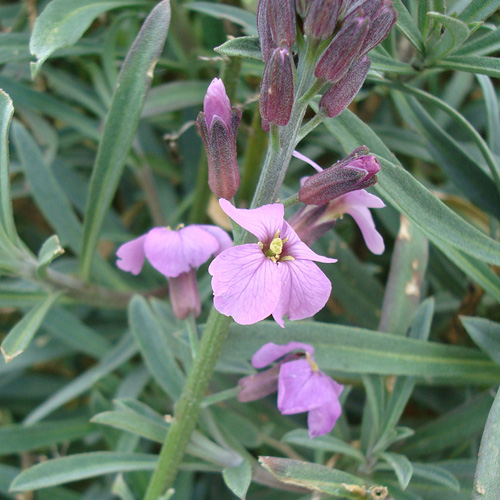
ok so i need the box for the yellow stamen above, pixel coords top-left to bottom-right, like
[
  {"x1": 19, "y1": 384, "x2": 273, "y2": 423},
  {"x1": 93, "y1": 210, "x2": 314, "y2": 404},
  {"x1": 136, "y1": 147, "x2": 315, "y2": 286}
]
[{"x1": 306, "y1": 352, "x2": 319, "y2": 372}]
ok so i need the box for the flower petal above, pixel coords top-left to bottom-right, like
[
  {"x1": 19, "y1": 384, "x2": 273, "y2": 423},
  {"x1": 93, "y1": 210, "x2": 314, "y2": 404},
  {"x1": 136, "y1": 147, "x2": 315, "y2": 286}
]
[
  {"x1": 346, "y1": 205, "x2": 385, "y2": 255},
  {"x1": 196, "y1": 225, "x2": 233, "y2": 255},
  {"x1": 341, "y1": 189, "x2": 385, "y2": 209},
  {"x1": 116, "y1": 235, "x2": 147, "y2": 275},
  {"x1": 251, "y1": 341, "x2": 315, "y2": 369},
  {"x1": 307, "y1": 396, "x2": 342, "y2": 438},
  {"x1": 272, "y1": 260, "x2": 332, "y2": 326},
  {"x1": 219, "y1": 198, "x2": 284, "y2": 242},
  {"x1": 282, "y1": 222, "x2": 337, "y2": 264},
  {"x1": 144, "y1": 226, "x2": 219, "y2": 278},
  {"x1": 238, "y1": 364, "x2": 281, "y2": 402},
  {"x1": 277, "y1": 359, "x2": 336, "y2": 414},
  {"x1": 209, "y1": 244, "x2": 281, "y2": 325}
]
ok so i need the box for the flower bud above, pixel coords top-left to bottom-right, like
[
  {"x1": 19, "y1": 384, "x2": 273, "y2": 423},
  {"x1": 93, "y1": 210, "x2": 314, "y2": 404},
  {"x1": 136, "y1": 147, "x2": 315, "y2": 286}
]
[
  {"x1": 319, "y1": 55, "x2": 370, "y2": 118},
  {"x1": 260, "y1": 47, "x2": 294, "y2": 126},
  {"x1": 168, "y1": 270, "x2": 201, "y2": 319},
  {"x1": 257, "y1": 0, "x2": 276, "y2": 62},
  {"x1": 299, "y1": 148, "x2": 380, "y2": 206},
  {"x1": 359, "y1": 0, "x2": 397, "y2": 55},
  {"x1": 267, "y1": 0, "x2": 296, "y2": 49},
  {"x1": 303, "y1": 0, "x2": 342, "y2": 40},
  {"x1": 314, "y1": 10, "x2": 369, "y2": 82},
  {"x1": 197, "y1": 78, "x2": 241, "y2": 199}
]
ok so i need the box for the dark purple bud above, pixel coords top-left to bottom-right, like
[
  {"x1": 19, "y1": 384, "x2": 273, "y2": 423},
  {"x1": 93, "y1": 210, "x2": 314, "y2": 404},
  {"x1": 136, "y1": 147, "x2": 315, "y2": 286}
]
[
  {"x1": 267, "y1": 0, "x2": 296, "y2": 48},
  {"x1": 303, "y1": 0, "x2": 343, "y2": 40},
  {"x1": 257, "y1": 0, "x2": 276, "y2": 62},
  {"x1": 359, "y1": 0, "x2": 397, "y2": 55},
  {"x1": 260, "y1": 47, "x2": 294, "y2": 126},
  {"x1": 314, "y1": 11, "x2": 369, "y2": 82},
  {"x1": 197, "y1": 78, "x2": 241, "y2": 199},
  {"x1": 319, "y1": 55, "x2": 370, "y2": 117},
  {"x1": 168, "y1": 270, "x2": 201, "y2": 319},
  {"x1": 299, "y1": 150, "x2": 380, "y2": 205}
]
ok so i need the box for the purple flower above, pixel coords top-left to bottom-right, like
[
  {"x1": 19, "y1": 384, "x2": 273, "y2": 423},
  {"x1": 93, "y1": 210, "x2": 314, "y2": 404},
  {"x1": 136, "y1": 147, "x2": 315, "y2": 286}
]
[
  {"x1": 208, "y1": 199, "x2": 336, "y2": 327},
  {"x1": 239, "y1": 341, "x2": 344, "y2": 438},
  {"x1": 291, "y1": 149, "x2": 385, "y2": 254},
  {"x1": 116, "y1": 224, "x2": 232, "y2": 318},
  {"x1": 197, "y1": 78, "x2": 242, "y2": 200}
]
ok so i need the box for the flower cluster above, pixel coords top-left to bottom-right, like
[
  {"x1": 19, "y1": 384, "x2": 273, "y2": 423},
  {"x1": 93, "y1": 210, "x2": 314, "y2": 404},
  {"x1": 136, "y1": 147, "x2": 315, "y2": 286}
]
[
  {"x1": 239, "y1": 341, "x2": 344, "y2": 438},
  {"x1": 256, "y1": 0, "x2": 397, "y2": 125},
  {"x1": 209, "y1": 199, "x2": 337, "y2": 327}
]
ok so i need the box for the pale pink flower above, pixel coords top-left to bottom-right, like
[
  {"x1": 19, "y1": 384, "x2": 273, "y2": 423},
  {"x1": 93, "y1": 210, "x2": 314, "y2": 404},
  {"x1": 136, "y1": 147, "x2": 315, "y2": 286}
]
[
  {"x1": 239, "y1": 341, "x2": 344, "y2": 438},
  {"x1": 116, "y1": 224, "x2": 232, "y2": 318},
  {"x1": 208, "y1": 199, "x2": 336, "y2": 327}
]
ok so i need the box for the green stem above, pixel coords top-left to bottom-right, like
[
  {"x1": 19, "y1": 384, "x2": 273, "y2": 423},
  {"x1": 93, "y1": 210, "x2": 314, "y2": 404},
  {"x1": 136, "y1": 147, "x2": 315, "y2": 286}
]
[
  {"x1": 144, "y1": 308, "x2": 232, "y2": 499},
  {"x1": 185, "y1": 313, "x2": 199, "y2": 358},
  {"x1": 296, "y1": 111, "x2": 326, "y2": 144}
]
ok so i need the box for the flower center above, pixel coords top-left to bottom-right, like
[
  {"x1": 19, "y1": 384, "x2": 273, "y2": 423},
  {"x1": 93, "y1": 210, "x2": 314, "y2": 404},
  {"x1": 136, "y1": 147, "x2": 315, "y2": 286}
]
[{"x1": 258, "y1": 230, "x2": 294, "y2": 264}]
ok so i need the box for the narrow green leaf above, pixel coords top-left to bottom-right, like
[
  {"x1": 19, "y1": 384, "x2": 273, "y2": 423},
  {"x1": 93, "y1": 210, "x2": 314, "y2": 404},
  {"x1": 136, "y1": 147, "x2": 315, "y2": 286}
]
[
  {"x1": 0, "y1": 419, "x2": 93, "y2": 456},
  {"x1": 454, "y1": 28, "x2": 500, "y2": 57},
  {"x1": 282, "y1": 429, "x2": 365, "y2": 462},
  {"x1": 128, "y1": 295, "x2": 185, "y2": 400},
  {"x1": 476, "y1": 75, "x2": 500, "y2": 156},
  {"x1": 427, "y1": 12, "x2": 470, "y2": 62},
  {"x1": 369, "y1": 52, "x2": 417, "y2": 74},
  {"x1": 461, "y1": 316, "x2": 500, "y2": 366},
  {"x1": 259, "y1": 457, "x2": 382, "y2": 499},
  {"x1": 457, "y1": 0, "x2": 500, "y2": 23},
  {"x1": 112, "y1": 475, "x2": 136, "y2": 500},
  {"x1": 222, "y1": 321, "x2": 500, "y2": 384},
  {"x1": 36, "y1": 235, "x2": 64, "y2": 278},
  {"x1": 10, "y1": 452, "x2": 157, "y2": 491},
  {"x1": 315, "y1": 107, "x2": 500, "y2": 266},
  {"x1": 380, "y1": 452, "x2": 413, "y2": 490},
  {"x1": 1, "y1": 294, "x2": 60, "y2": 362},
  {"x1": 80, "y1": 0, "x2": 171, "y2": 280},
  {"x1": 406, "y1": 97, "x2": 500, "y2": 218},
  {"x1": 0, "y1": 90, "x2": 16, "y2": 242},
  {"x1": 379, "y1": 218, "x2": 428, "y2": 336},
  {"x1": 436, "y1": 55, "x2": 500, "y2": 78},
  {"x1": 24, "y1": 334, "x2": 137, "y2": 424},
  {"x1": 30, "y1": 0, "x2": 151, "y2": 76},
  {"x1": 392, "y1": 0, "x2": 425, "y2": 53},
  {"x1": 12, "y1": 121, "x2": 82, "y2": 253},
  {"x1": 473, "y1": 389, "x2": 500, "y2": 499},
  {"x1": 411, "y1": 462, "x2": 460, "y2": 492},
  {"x1": 215, "y1": 36, "x2": 262, "y2": 61},
  {"x1": 0, "y1": 33, "x2": 31, "y2": 64},
  {"x1": 222, "y1": 460, "x2": 252, "y2": 500},
  {"x1": 186, "y1": 2, "x2": 257, "y2": 36}
]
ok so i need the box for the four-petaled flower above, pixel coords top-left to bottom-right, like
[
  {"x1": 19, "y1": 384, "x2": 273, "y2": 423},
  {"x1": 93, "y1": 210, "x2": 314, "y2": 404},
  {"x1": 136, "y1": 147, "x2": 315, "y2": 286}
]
[
  {"x1": 116, "y1": 224, "x2": 232, "y2": 319},
  {"x1": 209, "y1": 199, "x2": 337, "y2": 327},
  {"x1": 239, "y1": 341, "x2": 344, "y2": 438}
]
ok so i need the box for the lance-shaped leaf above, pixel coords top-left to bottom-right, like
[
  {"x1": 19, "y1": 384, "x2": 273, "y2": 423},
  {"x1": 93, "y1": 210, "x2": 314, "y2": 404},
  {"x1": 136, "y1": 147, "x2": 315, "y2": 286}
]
[
  {"x1": 29, "y1": 0, "x2": 152, "y2": 77},
  {"x1": 1, "y1": 294, "x2": 60, "y2": 362},
  {"x1": 461, "y1": 317, "x2": 500, "y2": 366},
  {"x1": 36, "y1": 235, "x2": 64, "y2": 279},
  {"x1": 80, "y1": 0, "x2": 171, "y2": 280}
]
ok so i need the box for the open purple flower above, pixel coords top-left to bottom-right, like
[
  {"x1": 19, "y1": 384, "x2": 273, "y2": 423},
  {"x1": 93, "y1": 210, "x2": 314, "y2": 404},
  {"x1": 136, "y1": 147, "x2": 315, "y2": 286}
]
[
  {"x1": 209, "y1": 199, "x2": 336, "y2": 327},
  {"x1": 116, "y1": 224, "x2": 232, "y2": 318},
  {"x1": 239, "y1": 341, "x2": 344, "y2": 438}
]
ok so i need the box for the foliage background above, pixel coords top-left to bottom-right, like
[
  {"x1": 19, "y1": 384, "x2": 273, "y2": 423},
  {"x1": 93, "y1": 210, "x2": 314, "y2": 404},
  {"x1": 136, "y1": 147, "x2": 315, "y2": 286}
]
[{"x1": 0, "y1": 0, "x2": 500, "y2": 499}]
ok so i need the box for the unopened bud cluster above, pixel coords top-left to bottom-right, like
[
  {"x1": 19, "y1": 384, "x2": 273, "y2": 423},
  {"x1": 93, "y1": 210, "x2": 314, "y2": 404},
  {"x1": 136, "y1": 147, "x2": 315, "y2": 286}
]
[{"x1": 256, "y1": 0, "x2": 397, "y2": 125}]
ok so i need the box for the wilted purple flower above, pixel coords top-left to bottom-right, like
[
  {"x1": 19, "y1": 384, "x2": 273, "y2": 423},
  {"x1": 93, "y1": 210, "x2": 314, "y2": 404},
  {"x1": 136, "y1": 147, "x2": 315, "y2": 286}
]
[
  {"x1": 197, "y1": 78, "x2": 242, "y2": 200},
  {"x1": 239, "y1": 341, "x2": 344, "y2": 438},
  {"x1": 298, "y1": 147, "x2": 380, "y2": 205},
  {"x1": 319, "y1": 55, "x2": 371, "y2": 118},
  {"x1": 291, "y1": 148, "x2": 385, "y2": 254},
  {"x1": 116, "y1": 224, "x2": 232, "y2": 318},
  {"x1": 209, "y1": 199, "x2": 336, "y2": 327},
  {"x1": 260, "y1": 47, "x2": 295, "y2": 126},
  {"x1": 303, "y1": 0, "x2": 342, "y2": 40}
]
